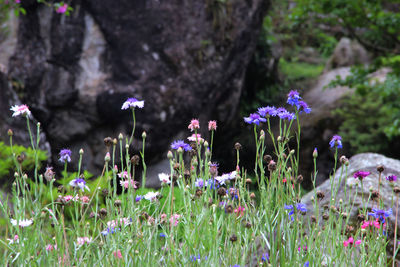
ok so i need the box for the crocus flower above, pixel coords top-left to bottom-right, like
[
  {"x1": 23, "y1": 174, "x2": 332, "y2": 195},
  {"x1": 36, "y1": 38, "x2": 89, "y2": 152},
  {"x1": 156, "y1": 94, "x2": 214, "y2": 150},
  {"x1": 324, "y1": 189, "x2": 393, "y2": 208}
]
[
  {"x1": 59, "y1": 149, "x2": 72, "y2": 163},
  {"x1": 171, "y1": 140, "x2": 192, "y2": 151},
  {"x1": 386, "y1": 175, "x2": 397, "y2": 182},
  {"x1": 353, "y1": 171, "x2": 370, "y2": 180},
  {"x1": 287, "y1": 90, "x2": 301, "y2": 106},
  {"x1": 10, "y1": 218, "x2": 33, "y2": 227},
  {"x1": 56, "y1": 3, "x2": 68, "y2": 14},
  {"x1": 121, "y1": 97, "x2": 144, "y2": 110},
  {"x1": 10, "y1": 104, "x2": 31, "y2": 117},
  {"x1": 208, "y1": 120, "x2": 217, "y2": 131},
  {"x1": 329, "y1": 135, "x2": 342, "y2": 148},
  {"x1": 244, "y1": 113, "x2": 266, "y2": 125},
  {"x1": 258, "y1": 106, "x2": 277, "y2": 117},
  {"x1": 188, "y1": 119, "x2": 200, "y2": 131},
  {"x1": 368, "y1": 208, "x2": 392, "y2": 223},
  {"x1": 69, "y1": 178, "x2": 90, "y2": 192}
]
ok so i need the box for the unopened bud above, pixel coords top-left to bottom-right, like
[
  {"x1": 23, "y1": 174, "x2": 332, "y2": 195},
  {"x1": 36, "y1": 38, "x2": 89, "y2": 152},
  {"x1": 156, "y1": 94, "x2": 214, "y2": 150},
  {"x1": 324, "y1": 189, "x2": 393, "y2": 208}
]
[
  {"x1": 113, "y1": 138, "x2": 118, "y2": 145},
  {"x1": 234, "y1": 142, "x2": 242, "y2": 150},
  {"x1": 142, "y1": 131, "x2": 147, "y2": 139},
  {"x1": 204, "y1": 141, "x2": 209, "y2": 147},
  {"x1": 377, "y1": 164, "x2": 384, "y2": 173},
  {"x1": 313, "y1": 148, "x2": 318, "y2": 158},
  {"x1": 167, "y1": 151, "x2": 173, "y2": 159},
  {"x1": 277, "y1": 136, "x2": 282, "y2": 142},
  {"x1": 104, "y1": 152, "x2": 111, "y2": 162},
  {"x1": 79, "y1": 148, "x2": 84, "y2": 155},
  {"x1": 177, "y1": 147, "x2": 183, "y2": 154},
  {"x1": 118, "y1": 133, "x2": 123, "y2": 140},
  {"x1": 7, "y1": 129, "x2": 13, "y2": 136}
]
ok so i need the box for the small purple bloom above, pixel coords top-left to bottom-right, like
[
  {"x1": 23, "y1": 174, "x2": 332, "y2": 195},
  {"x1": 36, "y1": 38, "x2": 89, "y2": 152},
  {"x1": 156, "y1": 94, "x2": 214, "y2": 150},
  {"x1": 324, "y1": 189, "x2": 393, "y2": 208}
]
[
  {"x1": 386, "y1": 175, "x2": 397, "y2": 182},
  {"x1": 258, "y1": 106, "x2": 277, "y2": 117},
  {"x1": 304, "y1": 261, "x2": 310, "y2": 267},
  {"x1": 298, "y1": 100, "x2": 311, "y2": 114},
  {"x1": 171, "y1": 140, "x2": 192, "y2": 151},
  {"x1": 277, "y1": 110, "x2": 296, "y2": 120},
  {"x1": 284, "y1": 203, "x2": 307, "y2": 221},
  {"x1": 368, "y1": 208, "x2": 392, "y2": 223},
  {"x1": 353, "y1": 171, "x2": 370, "y2": 180},
  {"x1": 69, "y1": 178, "x2": 90, "y2": 192},
  {"x1": 121, "y1": 98, "x2": 144, "y2": 110},
  {"x1": 195, "y1": 178, "x2": 204, "y2": 187},
  {"x1": 59, "y1": 149, "x2": 71, "y2": 163},
  {"x1": 262, "y1": 252, "x2": 269, "y2": 262},
  {"x1": 287, "y1": 90, "x2": 301, "y2": 106},
  {"x1": 329, "y1": 135, "x2": 342, "y2": 149},
  {"x1": 159, "y1": 233, "x2": 166, "y2": 238},
  {"x1": 135, "y1": 195, "x2": 143, "y2": 202},
  {"x1": 244, "y1": 113, "x2": 267, "y2": 125}
]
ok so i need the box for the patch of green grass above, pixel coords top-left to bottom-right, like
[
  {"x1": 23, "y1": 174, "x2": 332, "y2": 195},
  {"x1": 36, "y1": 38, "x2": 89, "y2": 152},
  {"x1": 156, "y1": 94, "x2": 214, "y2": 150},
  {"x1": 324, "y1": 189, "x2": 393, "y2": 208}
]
[{"x1": 279, "y1": 58, "x2": 324, "y2": 80}]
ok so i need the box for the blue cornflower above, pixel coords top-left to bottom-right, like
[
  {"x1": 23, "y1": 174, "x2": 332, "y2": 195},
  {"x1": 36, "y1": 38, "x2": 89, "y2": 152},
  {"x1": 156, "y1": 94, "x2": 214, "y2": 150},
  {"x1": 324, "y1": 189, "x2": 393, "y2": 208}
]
[
  {"x1": 329, "y1": 135, "x2": 342, "y2": 149},
  {"x1": 59, "y1": 149, "x2": 71, "y2": 163},
  {"x1": 159, "y1": 233, "x2": 166, "y2": 238},
  {"x1": 258, "y1": 106, "x2": 277, "y2": 117},
  {"x1": 298, "y1": 100, "x2": 311, "y2": 114},
  {"x1": 207, "y1": 179, "x2": 218, "y2": 189},
  {"x1": 135, "y1": 195, "x2": 143, "y2": 202},
  {"x1": 171, "y1": 140, "x2": 192, "y2": 151},
  {"x1": 262, "y1": 252, "x2": 269, "y2": 262},
  {"x1": 287, "y1": 90, "x2": 301, "y2": 106},
  {"x1": 190, "y1": 254, "x2": 208, "y2": 262},
  {"x1": 277, "y1": 110, "x2": 296, "y2": 120},
  {"x1": 121, "y1": 97, "x2": 144, "y2": 110},
  {"x1": 244, "y1": 113, "x2": 267, "y2": 125},
  {"x1": 304, "y1": 261, "x2": 310, "y2": 267},
  {"x1": 69, "y1": 178, "x2": 90, "y2": 192},
  {"x1": 195, "y1": 178, "x2": 204, "y2": 187},
  {"x1": 101, "y1": 227, "x2": 120, "y2": 236},
  {"x1": 368, "y1": 208, "x2": 392, "y2": 223},
  {"x1": 284, "y1": 203, "x2": 307, "y2": 221}
]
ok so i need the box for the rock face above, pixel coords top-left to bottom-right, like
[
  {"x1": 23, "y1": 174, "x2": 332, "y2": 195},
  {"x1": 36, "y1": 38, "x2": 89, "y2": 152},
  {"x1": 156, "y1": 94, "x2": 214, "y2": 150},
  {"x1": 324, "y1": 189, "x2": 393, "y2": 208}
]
[
  {"x1": 2, "y1": 0, "x2": 270, "y2": 176},
  {"x1": 302, "y1": 153, "x2": 400, "y2": 260}
]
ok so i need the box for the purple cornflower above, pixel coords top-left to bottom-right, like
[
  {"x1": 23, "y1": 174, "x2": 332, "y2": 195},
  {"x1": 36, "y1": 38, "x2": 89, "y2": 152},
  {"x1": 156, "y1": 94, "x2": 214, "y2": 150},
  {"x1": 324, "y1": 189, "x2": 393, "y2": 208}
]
[
  {"x1": 101, "y1": 227, "x2": 120, "y2": 236},
  {"x1": 284, "y1": 203, "x2": 307, "y2": 221},
  {"x1": 261, "y1": 252, "x2": 269, "y2": 262},
  {"x1": 171, "y1": 140, "x2": 192, "y2": 151},
  {"x1": 159, "y1": 233, "x2": 166, "y2": 238},
  {"x1": 244, "y1": 113, "x2": 266, "y2": 125},
  {"x1": 135, "y1": 195, "x2": 143, "y2": 202},
  {"x1": 59, "y1": 149, "x2": 71, "y2": 163},
  {"x1": 277, "y1": 110, "x2": 296, "y2": 120},
  {"x1": 368, "y1": 208, "x2": 392, "y2": 223},
  {"x1": 195, "y1": 178, "x2": 204, "y2": 187},
  {"x1": 353, "y1": 171, "x2": 370, "y2": 180},
  {"x1": 258, "y1": 106, "x2": 277, "y2": 117},
  {"x1": 304, "y1": 261, "x2": 310, "y2": 267},
  {"x1": 69, "y1": 178, "x2": 90, "y2": 192},
  {"x1": 329, "y1": 135, "x2": 342, "y2": 149},
  {"x1": 287, "y1": 90, "x2": 301, "y2": 106},
  {"x1": 386, "y1": 175, "x2": 397, "y2": 182},
  {"x1": 298, "y1": 100, "x2": 311, "y2": 114},
  {"x1": 121, "y1": 98, "x2": 144, "y2": 110}
]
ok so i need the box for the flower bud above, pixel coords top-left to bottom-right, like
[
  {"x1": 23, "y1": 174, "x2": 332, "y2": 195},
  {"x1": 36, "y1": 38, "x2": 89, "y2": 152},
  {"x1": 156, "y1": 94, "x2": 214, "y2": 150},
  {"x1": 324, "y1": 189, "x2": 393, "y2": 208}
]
[
  {"x1": 204, "y1": 141, "x2": 209, "y2": 147},
  {"x1": 118, "y1": 133, "x2": 123, "y2": 140},
  {"x1": 313, "y1": 148, "x2": 318, "y2": 158},
  {"x1": 234, "y1": 142, "x2": 242, "y2": 150},
  {"x1": 167, "y1": 151, "x2": 173, "y2": 159},
  {"x1": 113, "y1": 138, "x2": 118, "y2": 145},
  {"x1": 142, "y1": 131, "x2": 147, "y2": 139},
  {"x1": 7, "y1": 129, "x2": 13, "y2": 136},
  {"x1": 177, "y1": 147, "x2": 183, "y2": 154},
  {"x1": 104, "y1": 152, "x2": 111, "y2": 162},
  {"x1": 79, "y1": 148, "x2": 84, "y2": 155}
]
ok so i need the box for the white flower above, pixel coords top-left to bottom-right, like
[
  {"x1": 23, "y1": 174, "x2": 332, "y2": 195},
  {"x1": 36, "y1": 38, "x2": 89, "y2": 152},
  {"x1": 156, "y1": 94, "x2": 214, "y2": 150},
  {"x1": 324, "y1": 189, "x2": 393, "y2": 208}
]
[
  {"x1": 144, "y1": 191, "x2": 159, "y2": 201},
  {"x1": 187, "y1": 134, "x2": 204, "y2": 142},
  {"x1": 215, "y1": 171, "x2": 237, "y2": 185},
  {"x1": 76, "y1": 237, "x2": 92, "y2": 246},
  {"x1": 121, "y1": 98, "x2": 144, "y2": 110},
  {"x1": 158, "y1": 173, "x2": 171, "y2": 185},
  {"x1": 106, "y1": 217, "x2": 132, "y2": 228},
  {"x1": 10, "y1": 104, "x2": 31, "y2": 117},
  {"x1": 10, "y1": 218, "x2": 33, "y2": 227}
]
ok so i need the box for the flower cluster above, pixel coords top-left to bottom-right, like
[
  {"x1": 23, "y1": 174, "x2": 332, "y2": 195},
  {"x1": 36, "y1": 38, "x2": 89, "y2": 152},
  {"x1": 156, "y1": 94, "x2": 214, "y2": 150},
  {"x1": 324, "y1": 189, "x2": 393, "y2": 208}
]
[
  {"x1": 76, "y1": 237, "x2": 92, "y2": 246},
  {"x1": 343, "y1": 237, "x2": 362, "y2": 247},
  {"x1": 188, "y1": 119, "x2": 200, "y2": 131},
  {"x1": 284, "y1": 203, "x2": 307, "y2": 221},
  {"x1": 10, "y1": 218, "x2": 33, "y2": 228}
]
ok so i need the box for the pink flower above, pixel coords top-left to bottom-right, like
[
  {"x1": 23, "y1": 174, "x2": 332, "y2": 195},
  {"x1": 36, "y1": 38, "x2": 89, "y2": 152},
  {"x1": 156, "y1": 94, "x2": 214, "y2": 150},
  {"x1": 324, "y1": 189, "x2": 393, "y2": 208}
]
[
  {"x1": 208, "y1": 120, "x2": 217, "y2": 131},
  {"x1": 113, "y1": 250, "x2": 122, "y2": 259},
  {"x1": 343, "y1": 237, "x2": 361, "y2": 247},
  {"x1": 46, "y1": 244, "x2": 57, "y2": 252},
  {"x1": 188, "y1": 119, "x2": 200, "y2": 131},
  {"x1": 353, "y1": 171, "x2": 370, "y2": 180},
  {"x1": 76, "y1": 237, "x2": 92, "y2": 246},
  {"x1": 56, "y1": 3, "x2": 68, "y2": 14},
  {"x1": 169, "y1": 214, "x2": 181, "y2": 226},
  {"x1": 10, "y1": 104, "x2": 31, "y2": 117},
  {"x1": 234, "y1": 206, "x2": 245, "y2": 217},
  {"x1": 119, "y1": 179, "x2": 137, "y2": 189},
  {"x1": 15, "y1": 0, "x2": 21, "y2": 3},
  {"x1": 298, "y1": 245, "x2": 307, "y2": 252},
  {"x1": 118, "y1": 171, "x2": 130, "y2": 179},
  {"x1": 187, "y1": 134, "x2": 204, "y2": 143},
  {"x1": 80, "y1": 196, "x2": 90, "y2": 204}
]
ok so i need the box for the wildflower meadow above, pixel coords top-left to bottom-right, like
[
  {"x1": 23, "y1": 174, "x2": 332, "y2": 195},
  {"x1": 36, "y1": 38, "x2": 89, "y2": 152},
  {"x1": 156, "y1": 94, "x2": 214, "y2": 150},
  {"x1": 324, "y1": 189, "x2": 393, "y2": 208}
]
[{"x1": 1, "y1": 90, "x2": 398, "y2": 266}]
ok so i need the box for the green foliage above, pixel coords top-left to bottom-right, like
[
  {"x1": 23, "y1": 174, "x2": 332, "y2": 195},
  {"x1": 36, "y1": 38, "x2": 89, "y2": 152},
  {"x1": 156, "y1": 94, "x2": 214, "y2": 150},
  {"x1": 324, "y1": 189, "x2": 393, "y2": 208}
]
[
  {"x1": 279, "y1": 58, "x2": 324, "y2": 81},
  {"x1": 0, "y1": 141, "x2": 47, "y2": 182},
  {"x1": 332, "y1": 73, "x2": 400, "y2": 153}
]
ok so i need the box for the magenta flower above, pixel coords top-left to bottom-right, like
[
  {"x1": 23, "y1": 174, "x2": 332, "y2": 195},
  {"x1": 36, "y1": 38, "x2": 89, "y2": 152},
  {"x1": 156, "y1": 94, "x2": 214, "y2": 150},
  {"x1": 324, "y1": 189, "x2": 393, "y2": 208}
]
[
  {"x1": 113, "y1": 250, "x2": 122, "y2": 259},
  {"x1": 386, "y1": 175, "x2": 397, "y2": 182},
  {"x1": 343, "y1": 237, "x2": 362, "y2": 247},
  {"x1": 56, "y1": 3, "x2": 68, "y2": 14},
  {"x1": 329, "y1": 135, "x2": 342, "y2": 148},
  {"x1": 353, "y1": 171, "x2": 370, "y2": 180},
  {"x1": 121, "y1": 97, "x2": 144, "y2": 110}
]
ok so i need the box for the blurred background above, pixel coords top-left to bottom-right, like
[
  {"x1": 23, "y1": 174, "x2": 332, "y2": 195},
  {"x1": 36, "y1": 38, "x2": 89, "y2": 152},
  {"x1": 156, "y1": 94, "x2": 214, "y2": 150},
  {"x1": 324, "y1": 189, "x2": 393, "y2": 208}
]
[{"x1": 1, "y1": 0, "x2": 399, "y2": 191}]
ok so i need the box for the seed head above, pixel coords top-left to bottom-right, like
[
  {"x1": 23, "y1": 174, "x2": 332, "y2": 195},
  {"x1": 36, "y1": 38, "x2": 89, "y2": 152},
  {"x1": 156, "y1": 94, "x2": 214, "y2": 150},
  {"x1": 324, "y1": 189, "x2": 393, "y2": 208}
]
[
  {"x1": 264, "y1": 154, "x2": 272, "y2": 164},
  {"x1": 104, "y1": 137, "x2": 113, "y2": 147},
  {"x1": 229, "y1": 234, "x2": 237, "y2": 242},
  {"x1": 234, "y1": 142, "x2": 242, "y2": 150},
  {"x1": 316, "y1": 191, "x2": 325, "y2": 200},
  {"x1": 114, "y1": 200, "x2": 122, "y2": 207},
  {"x1": 99, "y1": 208, "x2": 107, "y2": 217},
  {"x1": 377, "y1": 165, "x2": 384, "y2": 173},
  {"x1": 131, "y1": 155, "x2": 140, "y2": 165}
]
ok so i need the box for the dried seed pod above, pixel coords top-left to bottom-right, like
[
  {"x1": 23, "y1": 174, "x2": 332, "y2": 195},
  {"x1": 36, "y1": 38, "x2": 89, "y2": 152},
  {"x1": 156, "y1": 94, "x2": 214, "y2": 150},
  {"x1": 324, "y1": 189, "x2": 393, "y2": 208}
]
[
  {"x1": 357, "y1": 214, "x2": 365, "y2": 222},
  {"x1": 229, "y1": 234, "x2": 237, "y2": 242},
  {"x1": 322, "y1": 214, "x2": 329, "y2": 220},
  {"x1": 131, "y1": 155, "x2": 140, "y2": 165},
  {"x1": 99, "y1": 208, "x2": 107, "y2": 217},
  {"x1": 263, "y1": 154, "x2": 272, "y2": 164},
  {"x1": 104, "y1": 137, "x2": 113, "y2": 147},
  {"x1": 377, "y1": 164, "x2": 385, "y2": 173},
  {"x1": 316, "y1": 191, "x2": 325, "y2": 200},
  {"x1": 217, "y1": 187, "x2": 227, "y2": 197},
  {"x1": 371, "y1": 190, "x2": 380, "y2": 201},
  {"x1": 234, "y1": 142, "x2": 242, "y2": 150},
  {"x1": 195, "y1": 189, "x2": 203, "y2": 198},
  {"x1": 225, "y1": 204, "x2": 233, "y2": 214}
]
